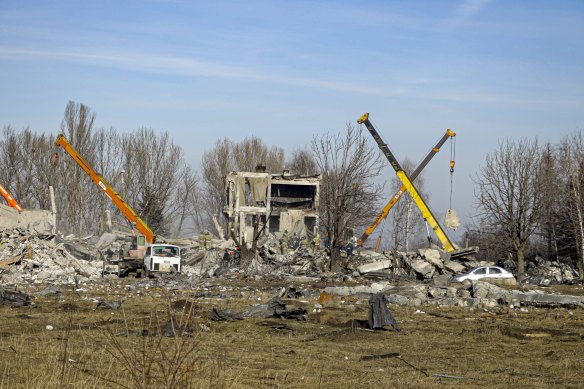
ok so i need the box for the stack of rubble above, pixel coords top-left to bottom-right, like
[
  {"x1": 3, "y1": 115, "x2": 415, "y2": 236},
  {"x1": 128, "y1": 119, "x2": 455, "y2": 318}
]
[
  {"x1": 524, "y1": 256, "x2": 578, "y2": 285},
  {"x1": 351, "y1": 247, "x2": 484, "y2": 281},
  {"x1": 0, "y1": 228, "x2": 102, "y2": 286},
  {"x1": 323, "y1": 279, "x2": 584, "y2": 309}
]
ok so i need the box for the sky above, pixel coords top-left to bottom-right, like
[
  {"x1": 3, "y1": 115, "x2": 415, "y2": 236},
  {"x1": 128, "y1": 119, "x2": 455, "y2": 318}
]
[{"x1": 0, "y1": 0, "x2": 583, "y2": 237}]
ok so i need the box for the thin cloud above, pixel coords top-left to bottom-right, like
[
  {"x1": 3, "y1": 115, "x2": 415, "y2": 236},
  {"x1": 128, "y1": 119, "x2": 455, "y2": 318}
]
[
  {"x1": 455, "y1": 0, "x2": 494, "y2": 19},
  {"x1": 1, "y1": 44, "x2": 571, "y2": 106},
  {"x1": 0, "y1": 46, "x2": 391, "y2": 96},
  {"x1": 443, "y1": 0, "x2": 494, "y2": 30}
]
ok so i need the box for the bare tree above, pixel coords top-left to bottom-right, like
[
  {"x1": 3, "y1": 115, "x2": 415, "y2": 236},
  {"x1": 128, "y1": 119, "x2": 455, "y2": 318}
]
[
  {"x1": 473, "y1": 138, "x2": 546, "y2": 282},
  {"x1": 0, "y1": 126, "x2": 38, "y2": 208},
  {"x1": 120, "y1": 128, "x2": 190, "y2": 236},
  {"x1": 313, "y1": 124, "x2": 384, "y2": 270},
  {"x1": 557, "y1": 131, "x2": 584, "y2": 279},
  {"x1": 287, "y1": 147, "x2": 318, "y2": 176},
  {"x1": 58, "y1": 101, "x2": 98, "y2": 236},
  {"x1": 201, "y1": 138, "x2": 232, "y2": 235},
  {"x1": 200, "y1": 136, "x2": 285, "y2": 237},
  {"x1": 168, "y1": 165, "x2": 201, "y2": 237},
  {"x1": 533, "y1": 143, "x2": 561, "y2": 261},
  {"x1": 30, "y1": 133, "x2": 60, "y2": 211}
]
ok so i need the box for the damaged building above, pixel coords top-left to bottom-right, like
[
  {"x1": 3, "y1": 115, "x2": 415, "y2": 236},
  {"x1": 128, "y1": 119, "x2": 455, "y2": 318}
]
[{"x1": 223, "y1": 169, "x2": 320, "y2": 243}]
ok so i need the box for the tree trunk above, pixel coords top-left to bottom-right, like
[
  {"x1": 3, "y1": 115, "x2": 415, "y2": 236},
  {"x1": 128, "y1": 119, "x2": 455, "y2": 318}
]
[{"x1": 516, "y1": 245, "x2": 525, "y2": 283}]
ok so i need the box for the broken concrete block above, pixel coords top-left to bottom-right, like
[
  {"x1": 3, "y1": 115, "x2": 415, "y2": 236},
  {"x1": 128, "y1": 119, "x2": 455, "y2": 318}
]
[
  {"x1": 410, "y1": 259, "x2": 435, "y2": 279},
  {"x1": 95, "y1": 233, "x2": 118, "y2": 250},
  {"x1": 505, "y1": 291, "x2": 584, "y2": 308},
  {"x1": 323, "y1": 286, "x2": 380, "y2": 296},
  {"x1": 428, "y1": 286, "x2": 447, "y2": 298},
  {"x1": 457, "y1": 289, "x2": 471, "y2": 299},
  {"x1": 370, "y1": 281, "x2": 391, "y2": 293},
  {"x1": 419, "y1": 248, "x2": 443, "y2": 268},
  {"x1": 432, "y1": 274, "x2": 453, "y2": 287},
  {"x1": 358, "y1": 260, "x2": 392, "y2": 274},
  {"x1": 35, "y1": 270, "x2": 52, "y2": 281},
  {"x1": 472, "y1": 281, "x2": 506, "y2": 300},
  {"x1": 443, "y1": 260, "x2": 466, "y2": 274},
  {"x1": 385, "y1": 294, "x2": 410, "y2": 306}
]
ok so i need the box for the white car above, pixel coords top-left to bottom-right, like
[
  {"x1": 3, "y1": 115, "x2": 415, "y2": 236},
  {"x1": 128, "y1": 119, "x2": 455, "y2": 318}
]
[{"x1": 453, "y1": 266, "x2": 514, "y2": 283}]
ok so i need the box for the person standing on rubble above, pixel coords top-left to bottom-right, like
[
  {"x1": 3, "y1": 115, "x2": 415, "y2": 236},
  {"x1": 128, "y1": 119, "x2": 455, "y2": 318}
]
[
  {"x1": 198, "y1": 232, "x2": 205, "y2": 250},
  {"x1": 291, "y1": 232, "x2": 299, "y2": 250},
  {"x1": 204, "y1": 230, "x2": 213, "y2": 250},
  {"x1": 323, "y1": 231, "x2": 330, "y2": 250},
  {"x1": 300, "y1": 236, "x2": 309, "y2": 249},
  {"x1": 312, "y1": 234, "x2": 321, "y2": 252},
  {"x1": 280, "y1": 230, "x2": 289, "y2": 254}
]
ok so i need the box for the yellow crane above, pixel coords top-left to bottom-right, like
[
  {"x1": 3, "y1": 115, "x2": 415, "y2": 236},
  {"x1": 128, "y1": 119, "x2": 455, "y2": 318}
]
[
  {"x1": 358, "y1": 128, "x2": 456, "y2": 247},
  {"x1": 358, "y1": 113, "x2": 456, "y2": 252}
]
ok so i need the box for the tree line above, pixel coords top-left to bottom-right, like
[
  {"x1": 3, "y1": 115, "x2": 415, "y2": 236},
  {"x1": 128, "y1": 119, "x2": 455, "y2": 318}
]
[{"x1": 1, "y1": 101, "x2": 583, "y2": 280}]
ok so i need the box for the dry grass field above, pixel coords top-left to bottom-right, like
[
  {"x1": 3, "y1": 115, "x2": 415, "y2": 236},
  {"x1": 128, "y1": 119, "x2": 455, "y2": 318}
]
[{"x1": 1, "y1": 278, "x2": 583, "y2": 388}]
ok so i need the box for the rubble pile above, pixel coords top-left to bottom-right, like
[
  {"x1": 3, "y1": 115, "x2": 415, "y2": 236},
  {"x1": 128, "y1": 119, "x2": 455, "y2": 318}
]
[
  {"x1": 0, "y1": 228, "x2": 102, "y2": 286},
  {"x1": 351, "y1": 247, "x2": 488, "y2": 282},
  {"x1": 324, "y1": 279, "x2": 584, "y2": 309},
  {"x1": 0, "y1": 203, "x2": 55, "y2": 234},
  {"x1": 524, "y1": 255, "x2": 578, "y2": 286}
]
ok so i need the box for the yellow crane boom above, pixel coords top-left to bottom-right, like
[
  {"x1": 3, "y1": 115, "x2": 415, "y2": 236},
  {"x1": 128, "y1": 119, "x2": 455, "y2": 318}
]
[
  {"x1": 54, "y1": 134, "x2": 155, "y2": 244},
  {"x1": 357, "y1": 113, "x2": 456, "y2": 252},
  {"x1": 358, "y1": 128, "x2": 456, "y2": 246}
]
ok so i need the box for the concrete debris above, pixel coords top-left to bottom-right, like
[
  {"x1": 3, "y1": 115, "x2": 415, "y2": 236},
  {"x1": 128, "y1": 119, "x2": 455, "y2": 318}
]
[
  {"x1": 38, "y1": 285, "x2": 61, "y2": 296},
  {"x1": 0, "y1": 210, "x2": 581, "y2": 316},
  {"x1": 444, "y1": 209, "x2": 461, "y2": 230},
  {"x1": 0, "y1": 203, "x2": 55, "y2": 234},
  {"x1": 0, "y1": 229, "x2": 102, "y2": 287},
  {"x1": 323, "y1": 279, "x2": 584, "y2": 309},
  {"x1": 520, "y1": 255, "x2": 578, "y2": 286}
]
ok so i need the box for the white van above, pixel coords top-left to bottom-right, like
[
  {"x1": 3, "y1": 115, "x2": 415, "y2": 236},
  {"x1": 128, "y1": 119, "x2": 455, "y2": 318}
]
[{"x1": 143, "y1": 244, "x2": 181, "y2": 273}]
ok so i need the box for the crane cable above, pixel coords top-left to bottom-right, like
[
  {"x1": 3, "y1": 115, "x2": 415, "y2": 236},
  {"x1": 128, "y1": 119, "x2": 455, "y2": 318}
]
[
  {"x1": 376, "y1": 217, "x2": 387, "y2": 253},
  {"x1": 449, "y1": 135, "x2": 456, "y2": 209}
]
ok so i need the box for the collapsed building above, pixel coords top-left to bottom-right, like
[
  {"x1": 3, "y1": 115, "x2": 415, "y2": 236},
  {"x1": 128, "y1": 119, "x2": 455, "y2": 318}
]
[{"x1": 223, "y1": 169, "x2": 320, "y2": 243}]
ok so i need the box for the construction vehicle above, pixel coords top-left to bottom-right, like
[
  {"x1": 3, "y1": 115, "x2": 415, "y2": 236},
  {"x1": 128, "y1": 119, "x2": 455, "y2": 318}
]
[
  {"x1": 357, "y1": 113, "x2": 477, "y2": 259},
  {"x1": 0, "y1": 183, "x2": 23, "y2": 212},
  {"x1": 358, "y1": 128, "x2": 456, "y2": 247},
  {"x1": 55, "y1": 134, "x2": 181, "y2": 276}
]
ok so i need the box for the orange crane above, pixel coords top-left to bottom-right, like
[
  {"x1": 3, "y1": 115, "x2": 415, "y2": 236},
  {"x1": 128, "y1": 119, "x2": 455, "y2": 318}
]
[
  {"x1": 0, "y1": 183, "x2": 23, "y2": 212},
  {"x1": 54, "y1": 134, "x2": 155, "y2": 244},
  {"x1": 358, "y1": 128, "x2": 456, "y2": 247}
]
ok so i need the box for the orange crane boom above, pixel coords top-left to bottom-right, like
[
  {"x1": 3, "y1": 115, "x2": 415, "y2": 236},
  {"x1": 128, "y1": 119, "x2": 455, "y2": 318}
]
[
  {"x1": 54, "y1": 134, "x2": 155, "y2": 244},
  {"x1": 358, "y1": 128, "x2": 456, "y2": 246},
  {"x1": 0, "y1": 183, "x2": 23, "y2": 212}
]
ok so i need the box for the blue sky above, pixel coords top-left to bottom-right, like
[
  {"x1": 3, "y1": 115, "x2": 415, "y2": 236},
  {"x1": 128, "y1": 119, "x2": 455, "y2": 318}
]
[{"x1": 0, "y1": 0, "x2": 583, "y2": 232}]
